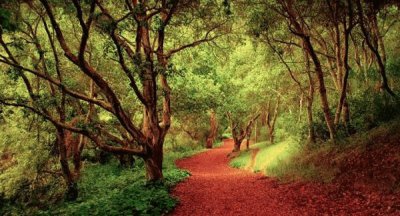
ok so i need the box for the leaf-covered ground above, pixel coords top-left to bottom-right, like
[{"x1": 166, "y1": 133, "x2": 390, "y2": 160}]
[{"x1": 170, "y1": 139, "x2": 400, "y2": 215}]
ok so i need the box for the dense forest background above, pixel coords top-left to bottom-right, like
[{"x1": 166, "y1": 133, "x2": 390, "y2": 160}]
[{"x1": 1, "y1": 0, "x2": 400, "y2": 215}]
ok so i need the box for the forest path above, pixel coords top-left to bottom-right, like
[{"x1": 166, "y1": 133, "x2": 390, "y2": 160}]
[{"x1": 169, "y1": 139, "x2": 298, "y2": 215}]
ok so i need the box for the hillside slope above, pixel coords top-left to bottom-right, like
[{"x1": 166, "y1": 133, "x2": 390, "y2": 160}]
[{"x1": 230, "y1": 119, "x2": 400, "y2": 214}]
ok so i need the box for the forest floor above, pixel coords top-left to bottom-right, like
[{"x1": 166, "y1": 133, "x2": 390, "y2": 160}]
[{"x1": 170, "y1": 139, "x2": 400, "y2": 216}]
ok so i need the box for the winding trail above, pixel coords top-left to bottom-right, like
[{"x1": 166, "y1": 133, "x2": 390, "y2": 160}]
[{"x1": 170, "y1": 139, "x2": 298, "y2": 215}]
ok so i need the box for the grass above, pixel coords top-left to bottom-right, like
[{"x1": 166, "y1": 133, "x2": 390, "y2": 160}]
[
  {"x1": 230, "y1": 138, "x2": 300, "y2": 176},
  {"x1": 230, "y1": 150, "x2": 252, "y2": 168}
]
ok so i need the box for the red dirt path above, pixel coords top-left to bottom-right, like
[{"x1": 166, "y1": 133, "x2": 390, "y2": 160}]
[{"x1": 170, "y1": 139, "x2": 400, "y2": 216}]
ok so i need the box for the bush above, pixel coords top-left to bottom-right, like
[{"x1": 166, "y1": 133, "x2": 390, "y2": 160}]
[
  {"x1": 299, "y1": 90, "x2": 400, "y2": 143},
  {"x1": 39, "y1": 162, "x2": 190, "y2": 216},
  {"x1": 220, "y1": 132, "x2": 231, "y2": 139},
  {"x1": 350, "y1": 91, "x2": 400, "y2": 131}
]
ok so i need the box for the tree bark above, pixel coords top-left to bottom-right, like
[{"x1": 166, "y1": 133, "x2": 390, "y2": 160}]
[
  {"x1": 233, "y1": 136, "x2": 244, "y2": 152},
  {"x1": 334, "y1": 0, "x2": 354, "y2": 128},
  {"x1": 304, "y1": 51, "x2": 316, "y2": 143},
  {"x1": 56, "y1": 127, "x2": 78, "y2": 201},
  {"x1": 144, "y1": 141, "x2": 164, "y2": 181},
  {"x1": 206, "y1": 110, "x2": 218, "y2": 149},
  {"x1": 245, "y1": 127, "x2": 253, "y2": 150},
  {"x1": 303, "y1": 37, "x2": 336, "y2": 141},
  {"x1": 334, "y1": 22, "x2": 344, "y2": 89},
  {"x1": 266, "y1": 99, "x2": 280, "y2": 144}
]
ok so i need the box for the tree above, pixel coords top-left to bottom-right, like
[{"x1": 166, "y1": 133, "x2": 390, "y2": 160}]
[
  {"x1": 227, "y1": 112, "x2": 260, "y2": 152},
  {"x1": 356, "y1": 0, "x2": 397, "y2": 97},
  {"x1": 0, "y1": 0, "x2": 228, "y2": 184},
  {"x1": 265, "y1": 98, "x2": 280, "y2": 144},
  {"x1": 276, "y1": 0, "x2": 336, "y2": 141},
  {"x1": 217, "y1": 40, "x2": 272, "y2": 151}
]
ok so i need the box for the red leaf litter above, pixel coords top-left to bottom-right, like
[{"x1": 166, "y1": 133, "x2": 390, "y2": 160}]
[{"x1": 169, "y1": 139, "x2": 400, "y2": 216}]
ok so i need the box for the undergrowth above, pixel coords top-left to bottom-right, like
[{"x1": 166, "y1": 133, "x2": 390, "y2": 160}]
[{"x1": 1, "y1": 144, "x2": 206, "y2": 216}]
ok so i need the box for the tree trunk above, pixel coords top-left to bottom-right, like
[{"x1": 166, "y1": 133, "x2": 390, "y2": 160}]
[
  {"x1": 266, "y1": 99, "x2": 280, "y2": 144},
  {"x1": 144, "y1": 140, "x2": 163, "y2": 181},
  {"x1": 245, "y1": 129, "x2": 252, "y2": 150},
  {"x1": 303, "y1": 37, "x2": 336, "y2": 141},
  {"x1": 73, "y1": 79, "x2": 96, "y2": 174},
  {"x1": 56, "y1": 127, "x2": 78, "y2": 201},
  {"x1": 334, "y1": 23, "x2": 344, "y2": 89},
  {"x1": 342, "y1": 100, "x2": 350, "y2": 127},
  {"x1": 357, "y1": 0, "x2": 396, "y2": 97},
  {"x1": 268, "y1": 128, "x2": 274, "y2": 144},
  {"x1": 306, "y1": 97, "x2": 315, "y2": 143},
  {"x1": 141, "y1": 59, "x2": 165, "y2": 181},
  {"x1": 206, "y1": 110, "x2": 218, "y2": 149},
  {"x1": 371, "y1": 11, "x2": 387, "y2": 65},
  {"x1": 233, "y1": 137, "x2": 243, "y2": 152},
  {"x1": 304, "y1": 51, "x2": 316, "y2": 143},
  {"x1": 142, "y1": 117, "x2": 164, "y2": 181},
  {"x1": 351, "y1": 34, "x2": 364, "y2": 77},
  {"x1": 72, "y1": 138, "x2": 84, "y2": 175},
  {"x1": 334, "y1": 21, "x2": 352, "y2": 127},
  {"x1": 298, "y1": 93, "x2": 304, "y2": 123}
]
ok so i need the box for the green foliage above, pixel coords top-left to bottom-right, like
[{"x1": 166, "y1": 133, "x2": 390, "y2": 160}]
[
  {"x1": 39, "y1": 163, "x2": 184, "y2": 216},
  {"x1": 349, "y1": 91, "x2": 400, "y2": 131},
  {"x1": 220, "y1": 132, "x2": 232, "y2": 139},
  {"x1": 1, "y1": 145, "x2": 202, "y2": 216},
  {"x1": 0, "y1": 110, "x2": 62, "y2": 215},
  {"x1": 6, "y1": 67, "x2": 22, "y2": 81},
  {"x1": 171, "y1": 71, "x2": 223, "y2": 113},
  {"x1": 0, "y1": 8, "x2": 18, "y2": 31}
]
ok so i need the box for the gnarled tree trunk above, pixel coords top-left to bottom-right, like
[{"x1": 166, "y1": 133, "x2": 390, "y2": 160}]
[
  {"x1": 227, "y1": 112, "x2": 260, "y2": 152},
  {"x1": 144, "y1": 140, "x2": 164, "y2": 181},
  {"x1": 56, "y1": 127, "x2": 78, "y2": 201}
]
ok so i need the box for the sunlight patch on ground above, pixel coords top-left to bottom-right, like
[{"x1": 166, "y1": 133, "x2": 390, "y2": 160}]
[
  {"x1": 255, "y1": 138, "x2": 299, "y2": 175},
  {"x1": 230, "y1": 138, "x2": 300, "y2": 176}
]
